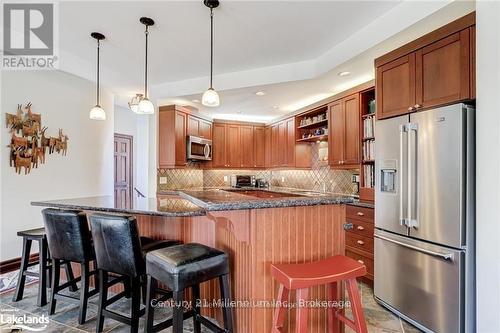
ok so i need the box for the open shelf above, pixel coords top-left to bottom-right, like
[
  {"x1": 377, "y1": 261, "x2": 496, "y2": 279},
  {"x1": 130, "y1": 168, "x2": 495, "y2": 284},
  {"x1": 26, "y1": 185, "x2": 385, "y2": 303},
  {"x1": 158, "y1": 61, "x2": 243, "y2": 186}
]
[
  {"x1": 297, "y1": 134, "x2": 328, "y2": 142},
  {"x1": 297, "y1": 118, "x2": 328, "y2": 129},
  {"x1": 359, "y1": 87, "x2": 376, "y2": 203}
]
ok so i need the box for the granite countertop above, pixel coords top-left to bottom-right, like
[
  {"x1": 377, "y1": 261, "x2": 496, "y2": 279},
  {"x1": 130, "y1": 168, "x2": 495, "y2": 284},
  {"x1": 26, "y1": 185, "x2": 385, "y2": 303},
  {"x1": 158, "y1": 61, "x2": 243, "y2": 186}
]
[
  {"x1": 347, "y1": 200, "x2": 375, "y2": 209},
  {"x1": 177, "y1": 188, "x2": 356, "y2": 211},
  {"x1": 31, "y1": 195, "x2": 206, "y2": 217}
]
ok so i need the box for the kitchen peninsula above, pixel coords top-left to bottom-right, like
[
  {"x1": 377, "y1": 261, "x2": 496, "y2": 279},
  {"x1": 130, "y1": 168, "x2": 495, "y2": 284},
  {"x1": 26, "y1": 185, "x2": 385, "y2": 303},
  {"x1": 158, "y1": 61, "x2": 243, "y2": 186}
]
[{"x1": 32, "y1": 189, "x2": 357, "y2": 332}]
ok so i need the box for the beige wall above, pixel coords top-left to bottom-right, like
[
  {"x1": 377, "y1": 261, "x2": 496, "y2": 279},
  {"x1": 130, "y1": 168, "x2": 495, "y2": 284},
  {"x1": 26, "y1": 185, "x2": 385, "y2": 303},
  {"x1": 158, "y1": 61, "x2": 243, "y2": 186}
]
[{"x1": 0, "y1": 70, "x2": 114, "y2": 261}]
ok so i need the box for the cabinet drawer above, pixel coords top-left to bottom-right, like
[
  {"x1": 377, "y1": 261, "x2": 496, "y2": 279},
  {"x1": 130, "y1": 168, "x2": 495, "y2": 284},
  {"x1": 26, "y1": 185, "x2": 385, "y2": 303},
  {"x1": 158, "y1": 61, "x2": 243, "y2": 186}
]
[
  {"x1": 345, "y1": 249, "x2": 374, "y2": 278},
  {"x1": 346, "y1": 205, "x2": 374, "y2": 222},
  {"x1": 346, "y1": 233, "x2": 374, "y2": 254},
  {"x1": 344, "y1": 219, "x2": 374, "y2": 238}
]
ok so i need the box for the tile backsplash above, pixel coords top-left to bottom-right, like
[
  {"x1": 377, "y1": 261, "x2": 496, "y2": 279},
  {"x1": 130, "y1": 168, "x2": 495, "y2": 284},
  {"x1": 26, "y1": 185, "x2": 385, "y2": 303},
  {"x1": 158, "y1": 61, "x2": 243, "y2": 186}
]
[{"x1": 158, "y1": 143, "x2": 359, "y2": 195}]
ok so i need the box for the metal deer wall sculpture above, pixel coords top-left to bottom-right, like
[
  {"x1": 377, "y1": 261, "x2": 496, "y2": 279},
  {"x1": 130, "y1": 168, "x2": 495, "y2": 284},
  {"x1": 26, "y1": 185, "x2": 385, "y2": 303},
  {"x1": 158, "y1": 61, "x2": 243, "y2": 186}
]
[{"x1": 5, "y1": 103, "x2": 69, "y2": 175}]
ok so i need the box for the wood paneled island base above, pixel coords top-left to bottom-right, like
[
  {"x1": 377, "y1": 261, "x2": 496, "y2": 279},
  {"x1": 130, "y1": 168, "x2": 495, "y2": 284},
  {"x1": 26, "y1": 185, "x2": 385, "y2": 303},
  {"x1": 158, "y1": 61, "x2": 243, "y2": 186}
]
[{"x1": 136, "y1": 204, "x2": 346, "y2": 333}]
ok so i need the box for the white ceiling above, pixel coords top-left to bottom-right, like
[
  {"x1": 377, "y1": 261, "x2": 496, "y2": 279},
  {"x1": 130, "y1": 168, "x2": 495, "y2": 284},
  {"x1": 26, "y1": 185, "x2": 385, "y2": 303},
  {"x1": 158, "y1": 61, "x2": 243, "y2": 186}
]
[{"x1": 56, "y1": 0, "x2": 475, "y2": 122}]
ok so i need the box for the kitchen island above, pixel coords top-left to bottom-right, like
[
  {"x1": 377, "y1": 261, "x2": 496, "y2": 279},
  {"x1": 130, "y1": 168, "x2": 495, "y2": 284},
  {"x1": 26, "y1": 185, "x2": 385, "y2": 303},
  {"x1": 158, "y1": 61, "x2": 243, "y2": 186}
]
[{"x1": 32, "y1": 189, "x2": 355, "y2": 332}]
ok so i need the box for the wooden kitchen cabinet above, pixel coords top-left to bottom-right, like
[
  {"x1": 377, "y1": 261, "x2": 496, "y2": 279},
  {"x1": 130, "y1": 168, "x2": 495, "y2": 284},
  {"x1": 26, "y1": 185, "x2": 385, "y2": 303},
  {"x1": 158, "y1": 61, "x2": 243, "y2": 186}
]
[
  {"x1": 328, "y1": 94, "x2": 360, "y2": 167},
  {"x1": 158, "y1": 107, "x2": 187, "y2": 168},
  {"x1": 212, "y1": 123, "x2": 226, "y2": 167},
  {"x1": 376, "y1": 54, "x2": 416, "y2": 120},
  {"x1": 187, "y1": 115, "x2": 212, "y2": 139},
  {"x1": 254, "y1": 126, "x2": 266, "y2": 167},
  {"x1": 225, "y1": 125, "x2": 241, "y2": 168},
  {"x1": 376, "y1": 13, "x2": 475, "y2": 119},
  {"x1": 240, "y1": 125, "x2": 254, "y2": 168},
  {"x1": 284, "y1": 118, "x2": 296, "y2": 167}
]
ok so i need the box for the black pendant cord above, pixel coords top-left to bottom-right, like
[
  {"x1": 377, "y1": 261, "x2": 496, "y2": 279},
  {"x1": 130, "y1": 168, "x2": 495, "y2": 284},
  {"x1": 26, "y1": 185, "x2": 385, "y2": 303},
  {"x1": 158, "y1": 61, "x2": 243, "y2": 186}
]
[
  {"x1": 96, "y1": 39, "x2": 100, "y2": 106},
  {"x1": 210, "y1": 8, "x2": 214, "y2": 89},
  {"x1": 144, "y1": 25, "x2": 149, "y2": 98}
]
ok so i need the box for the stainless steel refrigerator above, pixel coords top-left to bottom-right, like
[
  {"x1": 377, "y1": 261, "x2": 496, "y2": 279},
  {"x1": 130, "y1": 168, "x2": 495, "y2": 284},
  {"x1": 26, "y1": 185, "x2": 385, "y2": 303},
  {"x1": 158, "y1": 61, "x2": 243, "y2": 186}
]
[{"x1": 374, "y1": 103, "x2": 475, "y2": 333}]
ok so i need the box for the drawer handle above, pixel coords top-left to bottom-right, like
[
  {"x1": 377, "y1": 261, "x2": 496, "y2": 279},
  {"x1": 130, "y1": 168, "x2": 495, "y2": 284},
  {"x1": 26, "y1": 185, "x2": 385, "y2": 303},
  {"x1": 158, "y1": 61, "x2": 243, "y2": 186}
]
[
  {"x1": 357, "y1": 240, "x2": 365, "y2": 245},
  {"x1": 357, "y1": 260, "x2": 365, "y2": 265},
  {"x1": 357, "y1": 226, "x2": 365, "y2": 231},
  {"x1": 357, "y1": 212, "x2": 364, "y2": 216}
]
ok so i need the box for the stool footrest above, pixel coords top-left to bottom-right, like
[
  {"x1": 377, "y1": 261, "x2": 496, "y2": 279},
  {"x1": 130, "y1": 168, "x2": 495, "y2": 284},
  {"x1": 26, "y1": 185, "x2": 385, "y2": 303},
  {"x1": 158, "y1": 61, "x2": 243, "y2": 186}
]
[
  {"x1": 337, "y1": 313, "x2": 358, "y2": 331},
  {"x1": 152, "y1": 309, "x2": 194, "y2": 332}
]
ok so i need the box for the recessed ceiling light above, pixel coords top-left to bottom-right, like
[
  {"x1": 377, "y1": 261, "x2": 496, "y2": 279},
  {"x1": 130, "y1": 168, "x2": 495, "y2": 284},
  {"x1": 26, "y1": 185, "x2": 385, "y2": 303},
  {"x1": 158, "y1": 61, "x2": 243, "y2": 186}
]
[
  {"x1": 338, "y1": 71, "x2": 351, "y2": 77},
  {"x1": 192, "y1": 99, "x2": 200, "y2": 103},
  {"x1": 272, "y1": 105, "x2": 279, "y2": 109},
  {"x1": 255, "y1": 91, "x2": 266, "y2": 96}
]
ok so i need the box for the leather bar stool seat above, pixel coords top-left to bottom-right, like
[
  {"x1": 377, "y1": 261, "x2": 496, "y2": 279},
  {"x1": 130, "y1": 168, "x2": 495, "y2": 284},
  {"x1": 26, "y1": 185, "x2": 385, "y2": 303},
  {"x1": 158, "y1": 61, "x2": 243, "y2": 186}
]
[
  {"x1": 144, "y1": 243, "x2": 234, "y2": 333},
  {"x1": 42, "y1": 209, "x2": 99, "y2": 325},
  {"x1": 13, "y1": 227, "x2": 76, "y2": 307},
  {"x1": 89, "y1": 213, "x2": 179, "y2": 333}
]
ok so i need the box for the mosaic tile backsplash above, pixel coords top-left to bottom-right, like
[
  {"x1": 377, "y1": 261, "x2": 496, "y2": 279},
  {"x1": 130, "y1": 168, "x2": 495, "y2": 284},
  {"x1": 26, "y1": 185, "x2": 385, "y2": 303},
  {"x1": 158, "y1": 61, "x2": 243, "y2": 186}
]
[{"x1": 158, "y1": 143, "x2": 359, "y2": 195}]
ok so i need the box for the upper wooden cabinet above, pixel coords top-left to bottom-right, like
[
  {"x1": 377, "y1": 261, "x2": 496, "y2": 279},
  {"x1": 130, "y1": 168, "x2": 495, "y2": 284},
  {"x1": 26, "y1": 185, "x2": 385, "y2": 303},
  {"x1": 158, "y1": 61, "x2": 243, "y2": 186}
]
[
  {"x1": 254, "y1": 127, "x2": 266, "y2": 168},
  {"x1": 375, "y1": 13, "x2": 475, "y2": 120},
  {"x1": 239, "y1": 125, "x2": 254, "y2": 168},
  {"x1": 212, "y1": 123, "x2": 226, "y2": 168},
  {"x1": 158, "y1": 106, "x2": 188, "y2": 168},
  {"x1": 284, "y1": 118, "x2": 296, "y2": 167},
  {"x1": 328, "y1": 93, "x2": 360, "y2": 167},
  {"x1": 376, "y1": 54, "x2": 416, "y2": 119},
  {"x1": 187, "y1": 115, "x2": 212, "y2": 139}
]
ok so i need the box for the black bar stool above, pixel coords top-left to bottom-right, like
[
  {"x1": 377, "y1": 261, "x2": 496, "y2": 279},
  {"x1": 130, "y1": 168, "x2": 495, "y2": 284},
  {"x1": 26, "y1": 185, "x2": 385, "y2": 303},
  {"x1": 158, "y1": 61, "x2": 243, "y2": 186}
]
[
  {"x1": 13, "y1": 227, "x2": 76, "y2": 307},
  {"x1": 89, "y1": 213, "x2": 180, "y2": 333},
  {"x1": 144, "y1": 243, "x2": 234, "y2": 333},
  {"x1": 42, "y1": 208, "x2": 99, "y2": 325}
]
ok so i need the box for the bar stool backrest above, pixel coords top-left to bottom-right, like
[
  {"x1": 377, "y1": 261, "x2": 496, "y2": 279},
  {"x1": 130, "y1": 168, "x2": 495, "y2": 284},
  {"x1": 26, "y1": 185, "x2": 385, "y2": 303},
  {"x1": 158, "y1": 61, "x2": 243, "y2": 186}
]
[
  {"x1": 42, "y1": 208, "x2": 93, "y2": 263},
  {"x1": 89, "y1": 214, "x2": 145, "y2": 278}
]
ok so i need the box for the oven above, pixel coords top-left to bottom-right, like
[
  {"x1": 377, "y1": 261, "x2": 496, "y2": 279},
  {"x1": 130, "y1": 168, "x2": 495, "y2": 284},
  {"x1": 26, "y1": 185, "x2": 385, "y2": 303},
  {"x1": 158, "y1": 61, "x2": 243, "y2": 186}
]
[{"x1": 187, "y1": 136, "x2": 212, "y2": 161}]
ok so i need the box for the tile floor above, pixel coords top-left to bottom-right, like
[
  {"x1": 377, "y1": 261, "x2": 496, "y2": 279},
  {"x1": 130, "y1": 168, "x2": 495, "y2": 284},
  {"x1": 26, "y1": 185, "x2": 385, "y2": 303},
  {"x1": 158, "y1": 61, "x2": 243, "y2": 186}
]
[{"x1": 0, "y1": 277, "x2": 422, "y2": 332}]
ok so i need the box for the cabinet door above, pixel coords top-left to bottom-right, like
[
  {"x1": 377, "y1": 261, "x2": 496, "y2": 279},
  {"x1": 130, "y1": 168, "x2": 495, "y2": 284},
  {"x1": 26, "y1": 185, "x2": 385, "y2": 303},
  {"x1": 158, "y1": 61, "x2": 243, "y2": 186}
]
[
  {"x1": 470, "y1": 26, "x2": 475, "y2": 99},
  {"x1": 284, "y1": 118, "x2": 296, "y2": 167},
  {"x1": 174, "y1": 111, "x2": 187, "y2": 166},
  {"x1": 376, "y1": 54, "x2": 416, "y2": 120},
  {"x1": 199, "y1": 119, "x2": 212, "y2": 139},
  {"x1": 278, "y1": 121, "x2": 286, "y2": 166},
  {"x1": 226, "y1": 125, "x2": 241, "y2": 167},
  {"x1": 240, "y1": 125, "x2": 254, "y2": 168},
  {"x1": 212, "y1": 123, "x2": 226, "y2": 167},
  {"x1": 328, "y1": 100, "x2": 344, "y2": 166},
  {"x1": 415, "y1": 30, "x2": 470, "y2": 109},
  {"x1": 343, "y1": 94, "x2": 360, "y2": 165},
  {"x1": 254, "y1": 127, "x2": 266, "y2": 168},
  {"x1": 187, "y1": 115, "x2": 200, "y2": 137},
  {"x1": 271, "y1": 124, "x2": 280, "y2": 167}
]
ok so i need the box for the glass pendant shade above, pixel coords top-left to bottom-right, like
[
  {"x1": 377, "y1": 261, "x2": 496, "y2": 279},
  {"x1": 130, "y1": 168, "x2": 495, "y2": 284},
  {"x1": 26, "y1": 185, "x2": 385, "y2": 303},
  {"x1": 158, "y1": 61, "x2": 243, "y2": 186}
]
[
  {"x1": 89, "y1": 105, "x2": 106, "y2": 120},
  {"x1": 137, "y1": 98, "x2": 155, "y2": 114},
  {"x1": 129, "y1": 93, "x2": 143, "y2": 114},
  {"x1": 202, "y1": 88, "x2": 220, "y2": 107}
]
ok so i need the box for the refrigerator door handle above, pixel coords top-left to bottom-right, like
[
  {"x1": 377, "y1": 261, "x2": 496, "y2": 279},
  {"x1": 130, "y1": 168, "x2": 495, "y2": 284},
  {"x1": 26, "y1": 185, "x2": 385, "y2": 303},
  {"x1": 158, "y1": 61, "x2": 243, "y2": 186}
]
[
  {"x1": 374, "y1": 234, "x2": 453, "y2": 261},
  {"x1": 407, "y1": 123, "x2": 419, "y2": 229},
  {"x1": 399, "y1": 124, "x2": 408, "y2": 227}
]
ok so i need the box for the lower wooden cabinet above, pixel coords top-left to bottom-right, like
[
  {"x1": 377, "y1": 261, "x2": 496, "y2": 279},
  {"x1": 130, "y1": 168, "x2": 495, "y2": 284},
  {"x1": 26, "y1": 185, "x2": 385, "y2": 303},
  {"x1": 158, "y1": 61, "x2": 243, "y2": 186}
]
[{"x1": 344, "y1": 204, "x2": 375, "y2": 284}]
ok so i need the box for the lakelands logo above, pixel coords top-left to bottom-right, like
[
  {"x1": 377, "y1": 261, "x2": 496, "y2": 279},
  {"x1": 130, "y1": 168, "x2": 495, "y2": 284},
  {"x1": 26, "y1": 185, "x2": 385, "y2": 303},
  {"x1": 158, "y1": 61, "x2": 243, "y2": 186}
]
[
  {"x1": 0, "y1": 308, "x2": 50, "y2": 331},
  {"x1": 2, "y1": 2, "x2": 59, "y2": 69}
]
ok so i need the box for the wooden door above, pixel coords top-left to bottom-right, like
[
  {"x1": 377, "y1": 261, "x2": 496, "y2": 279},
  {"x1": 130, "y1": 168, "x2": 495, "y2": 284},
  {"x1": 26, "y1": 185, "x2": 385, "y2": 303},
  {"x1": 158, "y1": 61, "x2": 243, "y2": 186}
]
[
  {"x1": 174, "y1": 111, "x2": 187, "y2": 166},
  {"x1": 212, "y1": 123, "x2": 226, "y2": 167},
  {"x1": 376, "y1": 53, "x2": 416, "y2": 120},
  {"x1": 226, "y1": 125, "x2": 241, "y2": 167},
  {"x1": 114, "y1": 134, "x2": 133, "y2": 207},
  {"x1": 284, "y1": 118, "x2": 296, "y2": 167},
  {"x1": 271, "y1": 124, "x2": 280, "y2": 167},
  {"x1": 187, "y1": 115, "x2": 200, "y2": 137},
  {"x1": 199, "y1": 120, "x2": 212, "y2": 139},
  {"x1": 415, "y1": 30, "x2": 470, "y2": 109},
  {"x1": 343, "y1": 94, "x2": 360, "y2": 165},
  {"x1": 277, "y1": 121, "x2": 286, "y2": 166},
  {"x1": 328, "y1": 100, "x2": 344, "y2": 166},
  {"x1": 240, "y1": 125, "x2": 254, "y2": 168},
  {"x1": 254, "y1": 127, "x2": 266, "y2": 168}
]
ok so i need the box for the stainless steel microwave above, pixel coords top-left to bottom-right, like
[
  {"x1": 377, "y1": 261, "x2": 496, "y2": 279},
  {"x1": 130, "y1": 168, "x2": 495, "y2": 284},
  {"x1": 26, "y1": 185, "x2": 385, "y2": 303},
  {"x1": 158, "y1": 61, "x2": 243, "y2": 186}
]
[{"x1": 187, "y1": 136, "x2": 212, "y2": 161}]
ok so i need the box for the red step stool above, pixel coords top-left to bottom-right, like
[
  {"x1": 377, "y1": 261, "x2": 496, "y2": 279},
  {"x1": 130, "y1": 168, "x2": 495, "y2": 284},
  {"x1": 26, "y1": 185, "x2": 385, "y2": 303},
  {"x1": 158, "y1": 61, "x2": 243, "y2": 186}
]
[{"x1": 271, "y1": 255, "x2": 368, "y2": 333}]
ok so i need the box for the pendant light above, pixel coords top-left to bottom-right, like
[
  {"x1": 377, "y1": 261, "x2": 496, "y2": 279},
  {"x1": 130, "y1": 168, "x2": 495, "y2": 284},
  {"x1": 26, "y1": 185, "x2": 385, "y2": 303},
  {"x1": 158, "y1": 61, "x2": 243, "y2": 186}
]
[
  {"x1": 89, "y1": 32, "x2": 106, "y2": 120},
  {"x1": 136, "y1": 17, "x2": 155, "y2": 115},
  {"x1": 202, "y1": 0, "x2": 220, "y2": 107},
  {"x1": 128, "y1": 93, "x2": 143, "y2": 113}
]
